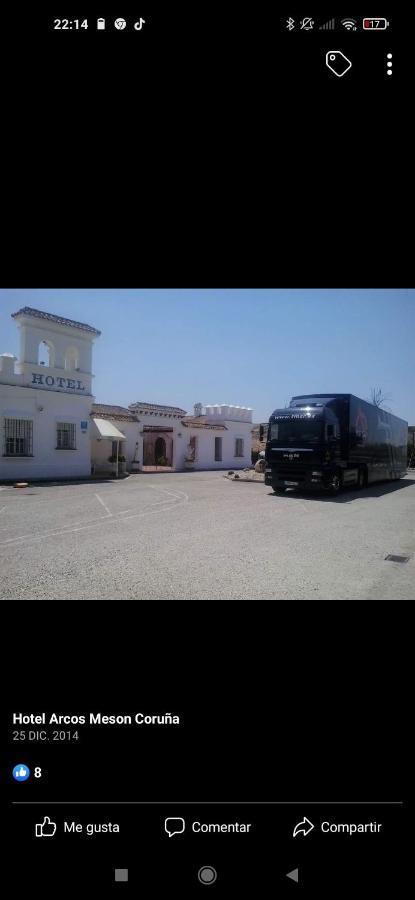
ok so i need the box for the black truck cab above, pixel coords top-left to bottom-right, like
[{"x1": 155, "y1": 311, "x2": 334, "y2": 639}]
[{"x1": 264, "y1": 394, "x2": 407, "y2": 494}]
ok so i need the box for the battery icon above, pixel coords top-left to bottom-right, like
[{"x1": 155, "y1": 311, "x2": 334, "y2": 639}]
[
  {"x1": 363, "y1": 18, "x2": 389, "y2": 29},
  {"x1": 97, "y1": 18, "x2": 106, "y2": 30}
]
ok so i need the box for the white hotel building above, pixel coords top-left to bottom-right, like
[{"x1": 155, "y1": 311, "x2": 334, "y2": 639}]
[{"x1": 0, "y1": 306, "x2": 253, "y2": 481}]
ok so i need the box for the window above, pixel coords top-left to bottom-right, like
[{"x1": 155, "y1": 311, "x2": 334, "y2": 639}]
[
  {"x1": 64, "y1": 348, "x2": 79, "y2": 371},
  {"x1": 214, "y1": 436, "x2": 222, "y2": 462},
  {"x1": 188, "y1": 435, "x2": 197, "y2": 460},
  {"x1": 57, "y1": 422, "x2": 76, "y2": 449},
  {"x1": 38, "y1": 340, "x2": 55, "y2": 367},
  {"x1": 4, "y1": 419, "x2": 33, "y2": 456},
  {"x1": 235, "y1": 438, "x2": 244, "y2": 457},
  {"x1": 326, "y1": 423, "x2": 339, "y2": 441},
  {"x1": 270, "y1": 419, "x2": 322, "y2": 444}
]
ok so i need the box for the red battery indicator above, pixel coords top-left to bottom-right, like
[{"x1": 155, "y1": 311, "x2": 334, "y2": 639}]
[{"x1": 363, "y1": 18, "x2": 389, "y2": 29}]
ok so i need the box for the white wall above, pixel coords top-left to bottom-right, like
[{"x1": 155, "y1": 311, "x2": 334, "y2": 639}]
[
  {"x1": 0, "y1": 384, "x2": 93, "y2": 481},
  {"x1": 127, "y1": 407, "x2": 253, "y2": 471},
  {"x1": 204, "y1": 404, "x2": 253, "y2": 424},
  {"x1": 176, "y1": 422, "x2": 252, "y2": 470},
  {"x1": 129, "y1": 408, "x2": 183, "y2": 470},
  {"x1": 91, "y1": 419, "x2": 140, "y2": 473},
  {"x1": 17, "y1": 318, "x2": 95, "y2": 375}
]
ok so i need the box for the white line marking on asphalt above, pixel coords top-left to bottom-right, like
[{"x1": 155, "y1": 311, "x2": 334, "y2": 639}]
[
  {"x1": 0, "y1": 515, "x2": 111, "y2": 546},
  {"x1": 0, "y1": 507, "x2": 6, "y2": 514},
  {"x1": 0, "y1": 496, "x2": 183, "y2": 545},
  {"x1": 147, "y1": 484, "x2": 183, "y2": 500},
  {"x1": 95, "y1": 493, "x2": 112, "y2": 517},
  {"x1": 0, "y1": 487, "x2": 188, "y2": 548}
]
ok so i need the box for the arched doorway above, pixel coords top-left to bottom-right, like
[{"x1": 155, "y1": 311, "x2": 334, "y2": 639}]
[
  {"x1": 142, "y1": 429, "x2": 174, "y2": 467},
  {"x1": 155, "y1": 436, "x2": 167, "y2": 465}
]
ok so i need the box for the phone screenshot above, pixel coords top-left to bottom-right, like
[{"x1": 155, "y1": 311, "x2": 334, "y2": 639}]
[{"x1": 0, "y1": 7, "x2": 411, "y2": 897}]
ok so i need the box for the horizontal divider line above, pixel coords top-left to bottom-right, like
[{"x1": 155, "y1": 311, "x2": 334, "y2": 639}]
[{"x1": 12, "y1": 800, "x2": 403, "y2": 805}]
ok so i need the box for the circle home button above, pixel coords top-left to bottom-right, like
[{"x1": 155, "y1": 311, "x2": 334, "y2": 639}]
[{"x1": 198, "y1": 866, "x2": 217, "y2": 885}]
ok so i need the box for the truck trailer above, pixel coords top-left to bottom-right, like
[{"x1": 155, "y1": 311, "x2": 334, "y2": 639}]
[{"x1": 263, "y1": 394, "x2": 408, "y2": 494}]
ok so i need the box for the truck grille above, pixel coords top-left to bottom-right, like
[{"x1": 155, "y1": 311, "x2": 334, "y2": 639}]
[{"x1": 277, "y1": 466, "x2": 307, "y2": 482}]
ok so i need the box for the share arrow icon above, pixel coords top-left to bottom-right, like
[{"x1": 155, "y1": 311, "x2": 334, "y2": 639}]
[{"x1": 293, "y1": 816, "x2": 315, "y2": 837}]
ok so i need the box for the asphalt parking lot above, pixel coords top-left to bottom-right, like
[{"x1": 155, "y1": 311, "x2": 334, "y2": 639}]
[{"x1": 1, "y1": 472, "x2": 414, "y2": 600}]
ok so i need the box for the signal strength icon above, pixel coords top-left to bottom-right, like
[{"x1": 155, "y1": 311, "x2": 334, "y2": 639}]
[
  {"x1": 320, "y1": 18, "x2": 335, "y2": 30},
  {"x1": 341, "y1": 18, "x2": 357, "y2": 30}
]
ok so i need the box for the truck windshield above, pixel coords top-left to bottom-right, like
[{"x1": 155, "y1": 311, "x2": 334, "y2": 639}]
[{"x1": 270, "y1": 419, "x2": 322, "y2": 444}]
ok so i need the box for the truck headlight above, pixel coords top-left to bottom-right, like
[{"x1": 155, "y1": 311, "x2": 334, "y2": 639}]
[{"x1": 312, "y1": 471, "x2": 322, "y2": 476}]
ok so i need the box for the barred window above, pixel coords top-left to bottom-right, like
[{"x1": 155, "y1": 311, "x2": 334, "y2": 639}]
[
  {"x1": 57, "y1": 422, "x2": 76, "y2": 449},
  {"x1": 235, "y1": 438, "x2": 244, "y2": 457},
  {"x1": 4, "y1": 419, "x2": 33, "y2": 456}
]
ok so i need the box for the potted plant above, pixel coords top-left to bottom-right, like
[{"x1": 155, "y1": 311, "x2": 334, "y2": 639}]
[{"x1": 107, "y1": 453, "x2": 126, "y2": 475}]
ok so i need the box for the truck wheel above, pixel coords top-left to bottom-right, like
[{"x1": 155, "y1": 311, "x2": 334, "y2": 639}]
[{"x1": 329, "y1": 473, "x2": 341, "y2": 494}]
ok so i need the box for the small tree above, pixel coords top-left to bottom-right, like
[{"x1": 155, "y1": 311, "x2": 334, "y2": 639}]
[{"x1": 368, "y1": 387, "x2": 392, "y2": 410}]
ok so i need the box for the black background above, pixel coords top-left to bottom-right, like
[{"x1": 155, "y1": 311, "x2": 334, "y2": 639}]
[
  {"x1": 1, "y1": 4, "x2": 411, "y2": 895},
  {"x1": 0, "y1": 5, "x2": 410, "y2": 284},
  {"x1": 4, "y1": 606, "x2": 410, "y2": 894}
]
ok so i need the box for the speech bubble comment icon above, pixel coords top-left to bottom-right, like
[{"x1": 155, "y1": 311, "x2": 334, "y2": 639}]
[{"x1": 165, "y1": 817, "x2": 185, "y2": 837}]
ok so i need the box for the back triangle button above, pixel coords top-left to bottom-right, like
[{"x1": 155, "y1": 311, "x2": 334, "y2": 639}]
[{"x1": 286, "y1": 868, "x2": 299, "y2": 883}]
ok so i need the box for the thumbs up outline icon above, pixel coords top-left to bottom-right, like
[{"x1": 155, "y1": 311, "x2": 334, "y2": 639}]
[{"x1": 35, "y1": 817, "x2": 57, "y2": 838}]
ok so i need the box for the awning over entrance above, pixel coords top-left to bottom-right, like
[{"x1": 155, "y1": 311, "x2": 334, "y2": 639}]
[{"x1": 92, "y1": 418, "x2": 126, "y2": 440}]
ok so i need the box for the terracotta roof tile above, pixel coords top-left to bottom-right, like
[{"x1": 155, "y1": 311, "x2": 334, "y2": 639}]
[
  {"x1": 129, "y1": 401, "x2": 187, "y2": 415},
  {"x1": 11, "y1": 306, "x2": 101, "y2": 335},
  {"x1": 91, "y1": 404, "x2": 139, "y2": 421},
  {"x1": 182, "y1": 416, "x2": 227, "y2": 430}
]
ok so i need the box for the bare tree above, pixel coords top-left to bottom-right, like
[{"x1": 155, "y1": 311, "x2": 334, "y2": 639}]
[{"x1": 368, "y1": 387, "x2": 392, "y2": 409}]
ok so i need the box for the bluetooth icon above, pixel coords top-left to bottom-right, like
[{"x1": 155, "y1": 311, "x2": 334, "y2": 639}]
[{"x1": 286, "y1": 18, "x2": 295, "y2": 31}]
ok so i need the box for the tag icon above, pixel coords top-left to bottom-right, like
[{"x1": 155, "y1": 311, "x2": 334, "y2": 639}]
[{"x1": 326, "y1": 50, "x2": 352, "y2": 77}]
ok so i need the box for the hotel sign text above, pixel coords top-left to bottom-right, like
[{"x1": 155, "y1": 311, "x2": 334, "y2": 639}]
[{"x1": 32, "y1": 373, "x2": 85, "y2": 391}]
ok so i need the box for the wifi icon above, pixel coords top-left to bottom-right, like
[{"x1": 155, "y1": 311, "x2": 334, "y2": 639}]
[{"x1": 341, "y1": 18, "x2": 357, "y2": 30}]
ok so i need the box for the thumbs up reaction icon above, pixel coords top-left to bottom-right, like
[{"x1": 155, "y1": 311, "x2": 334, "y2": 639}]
[
  {"x1": 13, "y1": 763, "x2": 30, "y2": 781},
  {"x1": 35, "y1": 817, "x2": 57, "y2": 838}
]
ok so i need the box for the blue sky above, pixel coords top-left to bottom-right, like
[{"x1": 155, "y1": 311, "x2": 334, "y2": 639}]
[{"x1": 1, "y1": 289, "x2": 414, "y2": 423}]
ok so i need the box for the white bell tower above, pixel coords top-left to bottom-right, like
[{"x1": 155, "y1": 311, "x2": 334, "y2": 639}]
[{"x1": 11, "y1": 307, "x2": 100, "y2": 396}]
